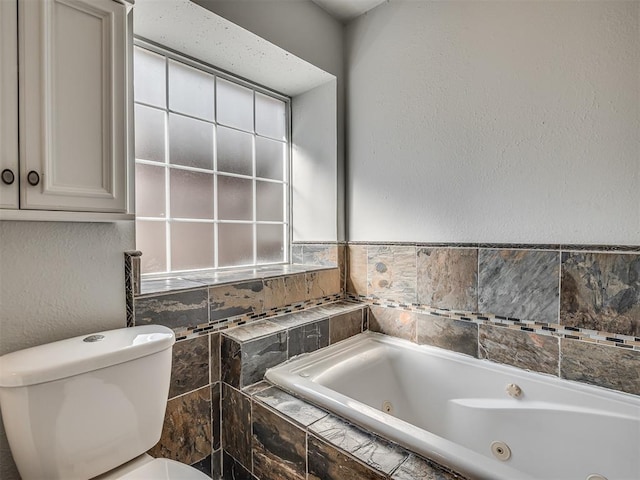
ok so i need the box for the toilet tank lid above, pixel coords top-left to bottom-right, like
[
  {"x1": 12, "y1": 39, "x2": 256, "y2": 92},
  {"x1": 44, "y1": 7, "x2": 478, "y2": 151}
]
[{"x1": 0, "y1": 325, "x2": 175, "y2": 387}]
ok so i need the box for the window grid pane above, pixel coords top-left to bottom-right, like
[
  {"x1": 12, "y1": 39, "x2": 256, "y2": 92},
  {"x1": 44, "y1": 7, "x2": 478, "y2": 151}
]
[{"x1": 134, "y1": 43, "x2": 290, "y2": 275}]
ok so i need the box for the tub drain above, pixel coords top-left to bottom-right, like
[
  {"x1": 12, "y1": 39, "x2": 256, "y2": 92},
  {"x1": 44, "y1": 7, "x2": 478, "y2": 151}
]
[
  {"x1": 382, "y1": 401, "x2": 393, "y2": 414},
  {"x1": 490, "y1": 441, "x2": 511, "y2": 461},
  {"x1": 586, "y1": 475, "x2": 607, "y2": 480}
]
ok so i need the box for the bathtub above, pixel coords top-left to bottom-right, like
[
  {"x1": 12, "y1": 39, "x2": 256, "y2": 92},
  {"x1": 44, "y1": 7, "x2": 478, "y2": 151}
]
[{"x1": 265, "y1": 331, "x2": 640, "y2": 480}]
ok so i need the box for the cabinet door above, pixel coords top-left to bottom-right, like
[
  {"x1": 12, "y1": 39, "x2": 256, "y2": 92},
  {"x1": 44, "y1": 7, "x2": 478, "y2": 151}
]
[
  {"x1": 20, "y1": 0, "x2": 127, "y2": 212},
  {"x1": 0, "y1": 0, "x2": 19, "y2": 209}
]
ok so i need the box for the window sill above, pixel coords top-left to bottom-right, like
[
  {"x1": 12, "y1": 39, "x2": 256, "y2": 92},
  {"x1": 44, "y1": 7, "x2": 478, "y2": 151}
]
[{"x1": 138, "y1": 263, "x2": 336, "y2": 297}]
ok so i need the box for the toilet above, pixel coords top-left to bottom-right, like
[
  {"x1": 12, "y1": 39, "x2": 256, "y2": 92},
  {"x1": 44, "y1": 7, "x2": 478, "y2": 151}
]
[{"x1": 0, "y1": 325, "x2": 211, "y2": 480}]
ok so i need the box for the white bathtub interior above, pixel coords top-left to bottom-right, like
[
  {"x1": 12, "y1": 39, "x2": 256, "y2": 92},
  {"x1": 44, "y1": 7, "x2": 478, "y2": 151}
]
[{"x1": 265, "y1": 331, "x2": 640, "y2": 480}]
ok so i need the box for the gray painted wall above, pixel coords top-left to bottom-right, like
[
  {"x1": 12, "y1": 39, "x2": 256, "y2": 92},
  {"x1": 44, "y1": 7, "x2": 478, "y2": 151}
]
[
  {"x1": 0, "y1": 220, "x2": 135, "y2": 478},
  {"x1": 346, "y1": 0, "x2": 640, "y2": 244}
]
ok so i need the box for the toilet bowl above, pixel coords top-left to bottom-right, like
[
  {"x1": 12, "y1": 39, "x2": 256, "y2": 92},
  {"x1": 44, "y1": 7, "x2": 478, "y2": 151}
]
[
  {"x1": 94, "y1": 454, "x2": 210, "y2": 479},
  {"x1": 0, "y1": 325, "x2": 210, "y2": 480}
]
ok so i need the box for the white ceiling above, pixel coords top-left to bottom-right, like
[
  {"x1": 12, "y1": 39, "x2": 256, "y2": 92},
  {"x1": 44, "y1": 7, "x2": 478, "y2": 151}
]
[{"x1": 311, "y1": 0, "x2": 386, "y2": 22}]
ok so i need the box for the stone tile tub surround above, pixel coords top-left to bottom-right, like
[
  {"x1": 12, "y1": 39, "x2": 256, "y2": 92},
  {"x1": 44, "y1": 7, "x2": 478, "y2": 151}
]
[
  {"x1": 350, "y1": 243, "x2": 640, "y2": 396},
  {"x1": 134, "y1": 267, "x2": 342, "y2": 336},
  {"x1": 147, "y1": 301, "x2": 366, "y2": 477},
  {"x1": 221, "y1": 383, "x2": 466, "y2": 480},
  {"x1": 349, "y1": 243, "x2": 640, "y2": 342}
]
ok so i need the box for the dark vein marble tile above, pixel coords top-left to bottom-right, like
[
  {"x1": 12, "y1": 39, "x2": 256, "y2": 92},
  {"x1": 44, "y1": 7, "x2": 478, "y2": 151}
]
[
  {"x1": 225, "y1": 320, "x2": 283, "y2": 343},
  {"x1": 221, "y1": 336, "x2": 242, "y2": 388},
  {"x1": 338, "y1": 244, "x2": 347, "y2": 293},
  {"x1": 303, "y1": 244, "x2": 339, "y2": 266},
  {"x1": 222, "y1": 451, "x2": 255, "y2": 480},
  {"x1": 211, "y1": 333, "x2": 220, "y2": 383},
  {"x1": 212, "y1": 382, "x2": 221, "y2": 450},
  {"x1": 479, "y1": 325, "x2": 559, "y2": 375},
  {"x1": 283, "y1": 273, "x2": 308, "y2": 305},
  {"x1": 315, "y1": 301, "x2": 364, "y2": 317},
  {"x1": 288, "y1": 319, "x2": 330, "y2": 357},
  {"x1": 252, "y1": 402, "x2": 306, "y2": 480},
  {"x1": 212, "y1": 449, "x2": 222, "y2": 480},
  {"x1": 191, "y1": 454, "x2": 213, "y2": 478},
  {"x1": 222, "y1": 384, "x2": 252, "y2": 468},
  {"x1": 561, "y1": 252, "x2": 640, "y2": 336},
  {"x1": 307, "y1": 269, "x2": 341, "y2": 300},
  {"x1": 139, "y1": 278, "x2": 207, "y2": 295},
  {"x1": 391, "y1": 455, "x2": 467, "y2": 480},
  {"x1": 242, "y1": 380, "x2": 271, "y2": 396},
  {"x1": 254, "y1": 386, "x2": 328, "y2": 427},
  {"x1": 330, "y1": 309, "x2": 364, "y2": 344},
  {"x1": 291, "y1": 244, "x2": 304, "y2": 264},
  {"x1": 263, "y1": 274, "x2": 306, "y2": 310},
  {"x1": 560, "y1": 339, "x2": 640, "y2": 395},
  {"x1": 309, "y1": 415, "x2": 408, "y2": 474},
  {"x1": 368, "y1": 245, "x2": 417, "y2": 303},
  {"x1": 478, "y1": 249, "x2": 560, "y2": 323},
  {"x1": 209, "y1": 280, "x2": 264, "y2": 321},
  {"x1": 416, "y1": 313, "x2": 478, "y2": 357},
  {"x1": 369, "y1": 305, "x2": 417, "y2": 342},
  {"x1": 149, "y1": 386, "x2": 212, "y2": 465},
  {"x1": 169, "y1": 335, "x2": 210, "y2": 398},
  {"x1": 242, "y1": 332, "x2": 288, "y2": 387},
  {"x1": 135, "y1": 288, "x2": 209, "y2": 330},
  {"x1": 271, "y1": 309, "x2": 328, "y2": 329},
  {"x1": 417, "y1": 248, "x2": 478, "y2": 311},
  {"x1": 307, "y1": 436, "x2": 386, "y2": 480},
  {"x1": 347, "y1": 244, "x2": 368, "y2": 297}
]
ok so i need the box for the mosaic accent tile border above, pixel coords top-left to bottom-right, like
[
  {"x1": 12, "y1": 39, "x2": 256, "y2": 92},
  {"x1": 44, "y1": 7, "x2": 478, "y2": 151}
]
[
  {"x1": 346, "y1": 294, "x2": 640, "y2": 351},
  {"x1": 174, "y1": 293, "x2": 346, "y2": 341},
  {"x1": 124, "y1": 251, "x2": 141, "y2": 328},
  {"x1": 346, "y1": 242, "x2": 640, "y2": 253}
]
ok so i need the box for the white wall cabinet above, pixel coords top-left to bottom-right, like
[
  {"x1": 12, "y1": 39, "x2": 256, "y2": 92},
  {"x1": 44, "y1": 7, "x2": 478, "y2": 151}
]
[
  {"x1": 0, "y1": 0, "x2": 19, "y2": 210},
  {"x1": 0, "y1": 0, "x2": 132, "y2": 221}
]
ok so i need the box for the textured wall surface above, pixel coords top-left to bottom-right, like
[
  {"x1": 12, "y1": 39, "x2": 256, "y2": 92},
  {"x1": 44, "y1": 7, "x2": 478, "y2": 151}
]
[
  {"x1": 346, "y1": 1, "x2": 640, "y2": 243},
  {"x1": 0, "y1": 220, "x2": 134, "y2": 479}
]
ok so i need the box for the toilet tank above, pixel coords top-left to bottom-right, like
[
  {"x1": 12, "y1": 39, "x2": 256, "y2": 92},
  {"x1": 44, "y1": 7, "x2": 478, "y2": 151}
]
[{"x1": 0, "y1": 325, "x2": 175, "y2": 480}]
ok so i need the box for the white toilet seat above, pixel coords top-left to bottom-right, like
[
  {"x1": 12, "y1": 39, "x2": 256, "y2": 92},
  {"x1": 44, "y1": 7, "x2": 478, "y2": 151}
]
[{"x1": 94, "y1": 454, "x2": 211, "y2": 480}]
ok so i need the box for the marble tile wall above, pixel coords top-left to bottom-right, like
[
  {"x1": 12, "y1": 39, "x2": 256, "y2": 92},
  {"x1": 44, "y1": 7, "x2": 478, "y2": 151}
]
[
  {"x1": 145, "y1": 297, "x2": 365, "y2": 477},
  {"x1": 221, "y1": 302, "x2": 367, "y2": 390},
  {"x1": 219, "y1": 383, "x2": 467, "y2": 480},
  {"x1": 348, "y1": 243, "x2": 640, "y2": 397},
  {"x1": 135, "y1": 267, "x2": 342, "y2": 337}
]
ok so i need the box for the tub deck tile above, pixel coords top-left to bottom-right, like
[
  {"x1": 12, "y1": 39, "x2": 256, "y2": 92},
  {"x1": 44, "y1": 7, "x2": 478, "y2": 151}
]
[
  {"x1": 224, "y1": 320, "x2": 282, "y2": 343},
  {"x1": 391, "y1": 454, "x2": 466, "y2": 480},
  {"x1": 254, "y1": 386, "x2": 329, "y2": 427},
  {"x1": 307, "y1": 436, "x2": 386, "y2": 480},
  {"x1": 252, "y1": 402, "x2": 306, "y2": 480},
  {"x1": 309, "y1": 415, "x2": 409, "y2": 474}
]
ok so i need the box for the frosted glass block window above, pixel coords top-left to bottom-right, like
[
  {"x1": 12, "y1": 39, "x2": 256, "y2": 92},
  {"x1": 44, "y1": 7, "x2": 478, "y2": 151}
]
[
  {"x1": 169, "y1": 114, "x2": 214, "y2": 170},
  {"x1": 216, "y1": 78, "x2": 254, "y2": 132},
  {"x1": 168, "y1": 60, "x2": 215, "y2": 121},
  {"x1": 134, "y1": 48, "x2": 166, "y2": 108},
  {"x1": 134, "y1": 43, "x2": 290, "y2": 274},
  {"x1": 256, "y1": 92, "x2": 286, "y2": 140}
]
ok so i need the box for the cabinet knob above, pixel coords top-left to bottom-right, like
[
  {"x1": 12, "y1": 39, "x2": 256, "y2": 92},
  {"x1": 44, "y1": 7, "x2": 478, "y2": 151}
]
[
  {"x1": 27, "y1": 170, "x2": 40, "y2": 186},
  {"x1": 1, "y1": 169, "x2": 15, "y2": 185}
]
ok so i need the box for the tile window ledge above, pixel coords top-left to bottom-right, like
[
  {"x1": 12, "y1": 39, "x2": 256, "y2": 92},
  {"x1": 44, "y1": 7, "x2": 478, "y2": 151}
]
[{"x1": 138, "y1": 264, "x2": 335, "y2": 297}]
